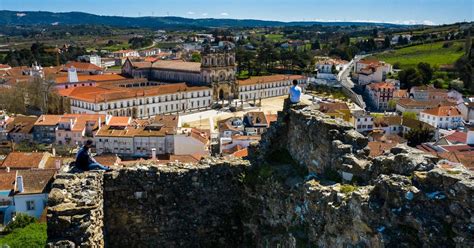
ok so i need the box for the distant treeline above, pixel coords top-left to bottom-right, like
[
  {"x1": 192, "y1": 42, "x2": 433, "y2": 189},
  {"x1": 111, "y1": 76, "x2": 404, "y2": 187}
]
[{"x1": 2, "y1": 43, "x2": 87, "y2": 67}]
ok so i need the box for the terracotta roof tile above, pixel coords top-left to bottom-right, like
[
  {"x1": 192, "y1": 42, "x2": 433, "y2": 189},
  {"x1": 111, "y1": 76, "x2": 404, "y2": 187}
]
[
  {"x1": 67, "y1": 83, "x2": 210, "y2": 103},
  {"x1": 422, "y1": 106, "x2": 462, "y2": 117},
  {"x1": 55, "y1": 74, "x2": 125, "y2": 84},
  {"x1": 232, "y1": 148, "x2": 248, "y2": 158},
  {"x1": 5, "y1": 116, "x2": 37, "y2": 134},
  {"x1": 16, "y1": 169, "x2": 56, "y2": 194},
  {"x1": 64, "y1": 62, "x2": 103, "y2": 72},
  {"x1": 152, "y1": 60, "x2": 201, "y2": 72},
  {"x1": 34, "y1": 115, "x2": 62, "y2": 126},
  {"x1": 1, "y1": 152, "x2": 49, "y2": 169},
  {"x1": 237, "y1": 75, "x2": 306, "y2": 86},
  {"x1": 0, "y1": 171, "x2": 16, "y2": 191}
]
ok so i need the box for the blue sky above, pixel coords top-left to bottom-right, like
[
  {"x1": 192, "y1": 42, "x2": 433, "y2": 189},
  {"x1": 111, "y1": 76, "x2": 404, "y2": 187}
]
[{"x1": 1, "y1": 0, "x2": 472, "y2": 24}]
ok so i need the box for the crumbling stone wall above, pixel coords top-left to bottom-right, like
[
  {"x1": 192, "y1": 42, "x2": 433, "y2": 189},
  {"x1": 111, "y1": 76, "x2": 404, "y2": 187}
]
[
  {"x1": 103, "y1": 159, "x2": 249, "y2": 247},
  {"x1": 244, "y1": 101, "x2": 474, "y2": 247},
  {"x1": 47, "y1": 172, "x2": 105, "y2": 247}
]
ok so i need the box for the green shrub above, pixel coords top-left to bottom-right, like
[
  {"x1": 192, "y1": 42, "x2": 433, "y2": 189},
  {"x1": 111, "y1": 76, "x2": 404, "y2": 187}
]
[
  {"x1": 3, "y1": 213, "x2": 36, "y2": 233},
  {"x1": 0, "y1": 223, "x2": 47, "y2": 248}
]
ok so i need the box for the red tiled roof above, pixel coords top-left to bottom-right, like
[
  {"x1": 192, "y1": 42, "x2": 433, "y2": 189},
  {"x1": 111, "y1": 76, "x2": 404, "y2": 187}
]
[
  {"x1": 237, "y1": 75, "x2": 306, "y2": 86},
  {"x1": 368, "y1": 141, "x2": 398, "y2": 157},
  {"x1": 232, "y1": 148, "x2": 248, "y2": 158},
  {"x1": 16, "y1": 169, "x2": 56, "y2": 194},
  {"x1": 66, "y1": 83, "x2": 210, "y2": 103},
  {"x1": 64, "y1": 62, "x2": 103, "y2": 72},
  {"x1": 1, "y1": 152, "x2": 48, "y2": 169},
  {"x1": 367, "y1": 82, "x2": 396, "y2": 91},
  {"x1": 445, "y1": 132, "x2": 468, "y2": 144},
  {"x1": 152, "y1": 60, "x2": 201, "y2": 72},
  {"x1": 55, "y1": 74, "x2": 125, "y2": 84},
  {"x1": 0, "y1": 171, "x2": 16, "y2": 191},
  {"x1": 422, "y1": 106, "x2": 462, "y2": 117},
  {"x1": 107, "y1": 116, "x2": 131, "y2": 126},
  {"x1": 34, "y1": 115, "x2": 62, "y2": 126}
]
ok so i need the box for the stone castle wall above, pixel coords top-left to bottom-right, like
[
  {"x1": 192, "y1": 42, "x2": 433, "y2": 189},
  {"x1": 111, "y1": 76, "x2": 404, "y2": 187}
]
[
  {"x1": 46, "y1": 100, "x2": 474, "y2": 248},
  {"x1": 103, "y1": 159, "x2": 248, "y2": 247},
  {"x1": 47, "y1": 172, "x2": 105, "y2": 247}
]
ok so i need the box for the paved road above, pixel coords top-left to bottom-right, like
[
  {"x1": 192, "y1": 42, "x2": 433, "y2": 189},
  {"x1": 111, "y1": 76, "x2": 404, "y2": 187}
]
[{"x1": 336, "y1": 55, "x2": 369, "y2": 109}]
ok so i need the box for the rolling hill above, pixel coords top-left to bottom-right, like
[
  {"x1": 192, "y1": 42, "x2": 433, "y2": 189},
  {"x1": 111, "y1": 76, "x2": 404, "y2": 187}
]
[{"x1": 0, "y1": 10, "x2": 409, "y2": 29}]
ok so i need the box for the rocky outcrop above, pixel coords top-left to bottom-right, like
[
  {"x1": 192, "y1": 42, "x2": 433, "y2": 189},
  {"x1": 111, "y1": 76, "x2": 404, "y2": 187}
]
[
  {"x1": 243, "y1": 100, "x2": 474, "y2": 247},
  {"x1": 47, "y1": 172, "x2": 104, "y2": 247}
]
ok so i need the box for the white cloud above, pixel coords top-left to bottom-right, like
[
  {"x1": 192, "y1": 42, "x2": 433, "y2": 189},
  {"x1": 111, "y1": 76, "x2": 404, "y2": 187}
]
[
  {"x1": 309, "y1": 18, "x2": 435, "y2": 25},
  {"x1": 202, "y1": 13, "x2": 208, "y2": 16},
  {"x1": 220, "y1": 12, "x2": 229, "y2": 16},
  {"x1": 187, "y1": 11, "x2": 195, "y2": 15}
]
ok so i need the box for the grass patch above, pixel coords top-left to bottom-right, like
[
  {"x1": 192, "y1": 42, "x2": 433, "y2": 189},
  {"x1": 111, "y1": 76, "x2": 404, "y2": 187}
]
[
  {"x1": 371, "y1": 40, "x2": 465, "y2": 69},
  {"x1": 107, "y1": 65, "x2": 122, "y2": 70},
  {"x1": 340, "y1": 184, "x2": 357, "y2": 195},
  {"x1": 0, "y1": 223, "x2": 47, "y2": 248},
  {"x1": 446, "y1": 170, "x2": 462, "y2": 175},
  {"x1": 102, "y1": 43, "x2": 130, "y2": 51},
  {"x1": 264, "y1": 34, "x2": 285, "y2": 42}
]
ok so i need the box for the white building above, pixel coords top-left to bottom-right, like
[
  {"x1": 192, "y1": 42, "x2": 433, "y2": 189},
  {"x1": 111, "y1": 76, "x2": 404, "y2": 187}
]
[
  {"x1": 366, "y1": 82, "x2": 396, "y2": 110},
  {"x1": 94, "y1": 115, "x2": 179, "y2": 156},
  {"x1": 174, "y1": 128, "x2": 210, "y2": 156},
  {"x1": 237, "y1": 75, "x2": 307, "y2": 101},
  {"x1": 354, "y1": 60, "x2": 392, "y2": 85},
  {"x1": 315, "y1": 58, "x2": 348, "y2": 80},
  {"x1": 77, "y1": 55, "x2": 102, "y2": 67},
  {"x1": 0, "y1": 169, "x2": 56, "y2": 226},
  {"x1": 420, "y1": 106, "x2": 463, "y2": 130},
  {"x1": 113, "y1": 50, "x2": 140, "y2": 58},
  {"x1": 67, "y1": 83, "x2": 213, "y2": 118},
  {"x1": 350, "y1": 112, "x2": 374, "y2": 133}
]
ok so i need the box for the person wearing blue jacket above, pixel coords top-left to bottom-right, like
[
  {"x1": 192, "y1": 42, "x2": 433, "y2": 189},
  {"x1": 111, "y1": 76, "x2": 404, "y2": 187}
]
[{"x1": 76, "y1": 140, "x2": 111, "y2": 171}]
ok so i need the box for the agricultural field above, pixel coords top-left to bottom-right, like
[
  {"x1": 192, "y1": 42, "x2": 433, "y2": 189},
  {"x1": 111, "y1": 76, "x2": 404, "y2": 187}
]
[
  {"x1": 372, "y1": 40, "x2": 466, "y2": 69},
  {"x1": 264, "y1": 34, "x2": 285, "y2": 42}
]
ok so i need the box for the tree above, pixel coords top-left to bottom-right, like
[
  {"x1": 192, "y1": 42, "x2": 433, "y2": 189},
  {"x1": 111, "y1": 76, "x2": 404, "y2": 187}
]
[
  {"x1": 432, "y1": 78, "x2": 445, "y2": 89},
  {"x1": 417, "y1": 62, "x2": 433, "y2": 84},
  {"x1": 311, "y1": 39, "x2": 321, "y2": 50},
  {"x1": 191, "y1": 52, "x2": 201, "y2": 62},
  {"x1": 405, "y1": 124, "x2": 434, "y2": 147},
  {"x1": 398, "y1": 68, "x2": 423, "y2": 89},
  {"x1": 387, "y1": 99, "x2": 397, "y2": 110},
  {"x1": 3, "y1": 213, "x2": 36, "y2": 233},
  {"x1": 402, "y1": 111, "x2": 417, "y2": 120},
  {"x1": 383, "y1": 36, "x2": 391, "y2": 49}
]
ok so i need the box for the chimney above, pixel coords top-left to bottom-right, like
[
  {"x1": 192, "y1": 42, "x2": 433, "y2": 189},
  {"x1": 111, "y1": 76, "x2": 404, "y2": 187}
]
[
  {"x1": 151, "y1": 148, "x2": 156, "y2": 160},
  {"x1": 98, "y1": 116, "x2": 102, "y2": 129},
  {"x1": 467, "y1": 129, "x2": 474, "y2": 145},
  {"x1": 16, "y1": 176, "x2": 24, "y2": 193},
  {"x1": 6, "y1": 167, "x2": 10, "y2": 173},
  {"x1": 55, "y1": 159, "x2": 61, "y2": 170},
  {"x1": 52, "y1": 147, "x2": 56, "y2": 157},
  {"x1": 67, "y1": 66, "x2": 79, "y2": 83}
]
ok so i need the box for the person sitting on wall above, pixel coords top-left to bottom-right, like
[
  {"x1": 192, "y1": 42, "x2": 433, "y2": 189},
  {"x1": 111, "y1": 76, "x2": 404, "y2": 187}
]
[
  {"x1": 289, "y1": 79, "x2": 302, "y2": 103},
  {"x1": 76, "y1": 140, "x2": 112, "y2": 171}
]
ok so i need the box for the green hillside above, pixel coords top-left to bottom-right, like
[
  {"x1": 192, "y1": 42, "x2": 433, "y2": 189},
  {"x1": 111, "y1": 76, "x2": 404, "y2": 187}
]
[{"x1": 372, "y1": 41, "x2": 465, "y2": 69}]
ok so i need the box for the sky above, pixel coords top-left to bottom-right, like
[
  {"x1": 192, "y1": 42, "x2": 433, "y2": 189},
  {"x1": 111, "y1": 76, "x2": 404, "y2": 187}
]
[{"x1": 1, "y1": 0, "x2": 473, "y2": 25}]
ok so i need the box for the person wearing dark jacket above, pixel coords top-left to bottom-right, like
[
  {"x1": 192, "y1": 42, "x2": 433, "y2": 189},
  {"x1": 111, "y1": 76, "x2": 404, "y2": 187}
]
[{"x1": 76, "y1": 140, "x2": 111, "y2": 171}]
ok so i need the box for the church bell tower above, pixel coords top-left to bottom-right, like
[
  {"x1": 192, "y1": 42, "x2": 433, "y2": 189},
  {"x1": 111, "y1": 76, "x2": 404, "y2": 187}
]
[{"x1": 200, "y1": 43, "x2": 237, "y2": 101}]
